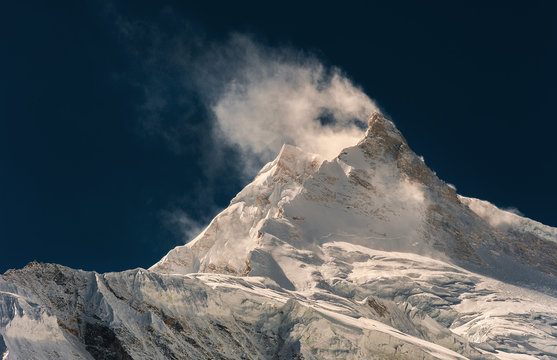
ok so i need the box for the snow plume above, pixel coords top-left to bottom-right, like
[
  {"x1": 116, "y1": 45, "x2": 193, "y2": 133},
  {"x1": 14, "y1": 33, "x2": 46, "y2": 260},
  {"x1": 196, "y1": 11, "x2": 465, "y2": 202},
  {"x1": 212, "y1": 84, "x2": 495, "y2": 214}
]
[
  {"x1": 113, "y1": 9, "x2": 377, "y2": 174},
  {"x1": 113, "y1": 5, "x2": 376, "y2": 173},
  {"x1": 459, "y1": 196, "x2": 520, "y2": 228},
  {"x1": 205, "y1": 36, "x2": 377, "y2": 167},
  {"x1": 161, "y1": 209, "x2": 208, "y2": 244},
  {"x1": 111, "y1": 9, "x2": 377, "y2": 243}
]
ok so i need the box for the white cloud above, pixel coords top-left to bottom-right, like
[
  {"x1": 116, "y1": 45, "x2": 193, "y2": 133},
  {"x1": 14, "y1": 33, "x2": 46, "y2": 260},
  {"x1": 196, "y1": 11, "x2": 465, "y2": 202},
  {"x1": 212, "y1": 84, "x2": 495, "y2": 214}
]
[
  {"x1": 202, "y1": 35, "x2": 377, "y2": 172},
  {"x1": 113, "y1": 13, "x2": 379, "y2": 243}
]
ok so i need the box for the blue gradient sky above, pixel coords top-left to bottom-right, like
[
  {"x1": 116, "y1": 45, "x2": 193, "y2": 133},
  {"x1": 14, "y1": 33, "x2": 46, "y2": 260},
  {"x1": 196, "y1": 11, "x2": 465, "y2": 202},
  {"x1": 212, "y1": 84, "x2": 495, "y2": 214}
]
[{"x1": 0, "y1": 1, "x2": 555, "y2": 272}]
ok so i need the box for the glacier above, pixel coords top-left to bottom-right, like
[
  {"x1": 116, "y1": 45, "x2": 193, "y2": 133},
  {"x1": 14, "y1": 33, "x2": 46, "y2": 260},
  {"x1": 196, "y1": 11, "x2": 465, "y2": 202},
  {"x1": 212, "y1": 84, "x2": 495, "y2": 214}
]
[{"x1": 1, "y1": 112, "x2": 557, "y2": 359}]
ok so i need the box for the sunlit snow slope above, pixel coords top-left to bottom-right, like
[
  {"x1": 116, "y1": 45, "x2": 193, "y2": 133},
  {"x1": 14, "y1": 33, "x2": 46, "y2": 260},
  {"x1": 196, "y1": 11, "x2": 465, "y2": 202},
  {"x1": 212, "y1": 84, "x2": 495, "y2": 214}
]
[{"x1": 2, "y1": 112, "x2": 557, "y2": 359}]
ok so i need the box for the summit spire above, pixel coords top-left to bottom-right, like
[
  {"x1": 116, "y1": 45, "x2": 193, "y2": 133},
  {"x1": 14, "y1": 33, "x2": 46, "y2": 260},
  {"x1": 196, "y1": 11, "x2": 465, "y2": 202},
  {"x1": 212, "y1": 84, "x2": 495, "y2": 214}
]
[
  {"x1": 359, "y1": 111, "x2": 407, "y2": 161},
  {"x1": 367, "y1": 111, "x2": 386, "y2": 128}
]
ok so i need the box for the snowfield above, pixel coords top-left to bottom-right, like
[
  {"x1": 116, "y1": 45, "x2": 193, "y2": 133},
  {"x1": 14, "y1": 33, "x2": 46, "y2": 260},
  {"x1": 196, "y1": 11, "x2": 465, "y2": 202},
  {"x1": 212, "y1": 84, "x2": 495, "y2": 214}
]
[{"x1": 2, "y1": 112, "x2": 557, "y2": 359}]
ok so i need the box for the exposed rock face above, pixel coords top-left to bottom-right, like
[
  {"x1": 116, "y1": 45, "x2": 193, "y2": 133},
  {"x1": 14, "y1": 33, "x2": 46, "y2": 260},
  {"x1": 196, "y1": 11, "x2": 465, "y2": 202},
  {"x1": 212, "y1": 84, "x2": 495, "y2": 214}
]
[
  {"x1": 2, "y1": 112, "x2": 557, "y2": 359},
  {"x1": 359, "y1": 112, "x2": 557, "y2": 279}
]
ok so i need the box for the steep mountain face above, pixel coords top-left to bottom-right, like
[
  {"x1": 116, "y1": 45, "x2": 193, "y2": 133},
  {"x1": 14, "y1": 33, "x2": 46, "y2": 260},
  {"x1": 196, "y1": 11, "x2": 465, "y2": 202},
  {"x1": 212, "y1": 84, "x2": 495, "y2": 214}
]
[
  {"x1": 152, "y1": 112, "x2": 557, "y2": 287},
  {"x1": 2, "y1": 112, "x2": 557, "y2": 360}
]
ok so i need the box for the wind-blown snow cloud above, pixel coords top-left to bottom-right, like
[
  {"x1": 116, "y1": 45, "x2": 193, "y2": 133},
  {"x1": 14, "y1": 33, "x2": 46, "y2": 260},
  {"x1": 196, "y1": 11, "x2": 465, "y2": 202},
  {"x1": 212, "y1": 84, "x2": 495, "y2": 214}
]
[
  {"x1": 114, "y1": 8, "x2": 377, "y2": 173},
  {"x1": 111, "y1": 9, "x2": 378, "y2": 243},
  {"x1": 460, "y1": 197, "x2": 522, "y2": 228},
  {"x1": 203, "y1": 36, "x2": 377, "y2": 170},
  {"x1": 161, "y1": 209, "x2": 208, "y2": 244}
]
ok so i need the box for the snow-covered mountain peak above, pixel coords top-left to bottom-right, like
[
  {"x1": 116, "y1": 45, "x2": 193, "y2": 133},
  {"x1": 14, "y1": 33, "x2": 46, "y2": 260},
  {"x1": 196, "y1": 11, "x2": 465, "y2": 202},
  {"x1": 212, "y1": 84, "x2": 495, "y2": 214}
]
[
  {"x1": 149, "y1": 143, "x2": 322, "y2": 276},
  {"x1": 149, "y1": 113, "x2": 436, "y2": 280},
  {"x1": 150, "y1": 109, "x2": 557, "y2": 292},
  {"x1": 3, "y1": 111, "x2": 557, "y2": 359}
]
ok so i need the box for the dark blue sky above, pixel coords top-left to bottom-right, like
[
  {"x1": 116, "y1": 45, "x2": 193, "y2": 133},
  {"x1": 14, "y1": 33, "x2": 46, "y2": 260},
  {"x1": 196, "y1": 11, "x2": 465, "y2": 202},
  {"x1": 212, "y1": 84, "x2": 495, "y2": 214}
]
[{"x1": 1, "y1": 1, "x2": 556, "y2": 273}]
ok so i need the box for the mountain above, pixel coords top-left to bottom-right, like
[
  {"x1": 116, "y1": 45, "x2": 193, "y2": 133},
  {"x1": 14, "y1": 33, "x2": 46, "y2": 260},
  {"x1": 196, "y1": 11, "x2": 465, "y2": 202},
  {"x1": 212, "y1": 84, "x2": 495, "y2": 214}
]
[{"x1": 2, "y1": 112, "x2": 557, "y2": 359}]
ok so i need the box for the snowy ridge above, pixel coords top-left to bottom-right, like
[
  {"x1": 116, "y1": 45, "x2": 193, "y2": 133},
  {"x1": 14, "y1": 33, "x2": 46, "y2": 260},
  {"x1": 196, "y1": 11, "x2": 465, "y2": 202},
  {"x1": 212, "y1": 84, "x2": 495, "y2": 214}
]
[
  {"x1": 1, "y1": 112, "x2": 557, "y2": 359},
  {"x1": 459, "y1": 195, "x2": 557, "y2": 244},
  {"x1": 150, "y1": 144, "x2": 322, "y2": 276}
]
